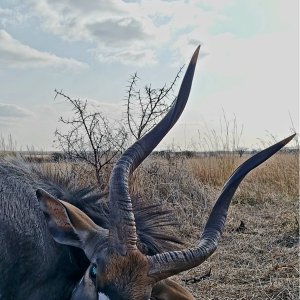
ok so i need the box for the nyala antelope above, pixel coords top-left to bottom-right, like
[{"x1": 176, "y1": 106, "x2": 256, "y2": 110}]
[{"x1": 0, "y1": 46, "x2": 295, "y2": 300}]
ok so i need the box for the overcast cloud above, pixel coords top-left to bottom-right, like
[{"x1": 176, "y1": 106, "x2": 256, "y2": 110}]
[
  {"x1": 0, "y1": 0, "x2": 298, "y2": 150},
  {"x1": 0, "y1": 103, "x2": 33, "y2": 118},
  {"x1": 0, "y1": 30, "x2": 87, "y2": 69}
]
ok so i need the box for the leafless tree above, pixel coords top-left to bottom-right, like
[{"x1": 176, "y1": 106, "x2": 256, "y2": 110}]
[
  {"x1": 54, "y1": 90, "x2": 127, "y2": 187},
  {"x1": 54, "y1": 67, "x2": 182, "y2": 185},
  {"x1": 237, "y1": 147, "x2": 247, "y2": 157},
  {"x1": 125, "y1": 66, "x2": 184, "y2": 141}
]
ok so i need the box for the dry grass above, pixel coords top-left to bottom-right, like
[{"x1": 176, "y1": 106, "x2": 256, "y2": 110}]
[
  {"x1": 130, "y1": 152, "x2": 299, "y2": 299},
  {"x1": 34, "y1": 151, "x2": 300, "y2": 299}
]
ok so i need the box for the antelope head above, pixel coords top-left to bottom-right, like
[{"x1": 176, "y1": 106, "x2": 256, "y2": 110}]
[{"x1": 37, "y1": 46, "x2": 295, "y2": 300}]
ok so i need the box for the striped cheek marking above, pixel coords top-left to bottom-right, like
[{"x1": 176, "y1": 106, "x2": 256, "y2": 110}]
[{"x1": 98, "y1": 292, "x2": 110, "y2": 300}]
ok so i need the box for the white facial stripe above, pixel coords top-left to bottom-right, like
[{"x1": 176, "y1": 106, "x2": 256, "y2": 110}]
[{"x1": 98, "y1": 292, "x2": 110, "y2": 300}]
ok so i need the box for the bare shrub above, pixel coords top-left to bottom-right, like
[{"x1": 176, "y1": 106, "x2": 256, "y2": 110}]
[
  {"x1": 125, "y1": 67, "x2": 183, "y2": 141},
  {"x1": 54, "y1": 66, "x2": 183, "y2": 186},
  {"x1": 54, "y1": 89, "x2": 127, "y2": 188}
]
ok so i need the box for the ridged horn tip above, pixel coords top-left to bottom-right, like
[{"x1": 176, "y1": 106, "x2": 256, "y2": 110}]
[
  {"x1": 280, "y1": 133, "x2": 296, "y2": 146},
  {"x1": 191, "y1": 45, "x2": 201, "y2": 64}
]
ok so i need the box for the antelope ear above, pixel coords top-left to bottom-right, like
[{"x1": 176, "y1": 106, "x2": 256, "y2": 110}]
[
  {"x1": 36, "y1": 189, "x2": 107, "y2": 254},
  {"x1": 151, "y1": 279, "x2": 195, "y2": 300}
]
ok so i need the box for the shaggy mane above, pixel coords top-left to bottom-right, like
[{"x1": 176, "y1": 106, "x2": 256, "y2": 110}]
[{"x1": 2, "y1": 156, "x2": 183, "y2": 255}]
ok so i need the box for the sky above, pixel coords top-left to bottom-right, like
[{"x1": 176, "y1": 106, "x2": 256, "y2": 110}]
[{"x1": 0, "y1": 0, "x2": 298, "y2": 151}]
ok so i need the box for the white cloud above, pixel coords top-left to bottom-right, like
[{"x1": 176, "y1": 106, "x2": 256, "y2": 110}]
[
  {"x1": 91, "y1": 45, "x2": 157, "y2": 66},
  {"x1": 0, "y1": 6, "x2": 28, "y2": 26},
  {"x1": 22, "y1": 0, "x2": 158, "y2": 65},
  {"x1": 0, "y1": 0, "x2": 297, "y2": 149},
  {"x1": 87, "y1": 17, "x2": 149, "y2": 46},
  {"x1": 4, "y1": 1, "x2": 231, "y2": 66},
  {"x1": 21, "y1": 0, "x2": 219, "y2": 65},
  {"x1": 0, "y1": 103, "x2": 33, "y2": 118},
  {"x1": 3, "y1": 0, "x2": 296, "y2": 67},
  {"x1": 24, "y1": 0, "x2": 135, "y2": 42},
  {"x1": 0, "y1": 30, "x2": 88, "y2": 70}
]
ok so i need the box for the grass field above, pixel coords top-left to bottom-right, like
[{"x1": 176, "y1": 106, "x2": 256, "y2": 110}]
[
  {"x1": 3, "y1": 149, "x2": 299, "y2": 299},
  {"x1": 132, "y1": 152, "x2": 299, "y2": 300},
  {"x1": 46, "y1": 150, "x2": 298, "y2": 299}
]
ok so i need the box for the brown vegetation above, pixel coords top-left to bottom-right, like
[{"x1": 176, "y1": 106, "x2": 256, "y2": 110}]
[
  {"x1": 2, "y1": 149, "x2": 298, "y2": 299},
  {"x1": 135, "y1": 152, "x2": 298, "y2": 300},
  {"x1": 41, "y1": 150, "x2": 298, "y2": 299}
]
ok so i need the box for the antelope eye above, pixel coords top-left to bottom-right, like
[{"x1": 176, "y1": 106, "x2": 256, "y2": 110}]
[{"x1": 89, "y1": 264, "x2": 97, "y2": 280}]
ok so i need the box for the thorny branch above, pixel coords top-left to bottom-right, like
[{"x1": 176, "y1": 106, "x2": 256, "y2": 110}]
[
  {"x1": 125, "y1": 66, "x2": 184, "y2": 141},
  {"x1": 54, "y1": 89, "x2": 127, "y2": 187}
]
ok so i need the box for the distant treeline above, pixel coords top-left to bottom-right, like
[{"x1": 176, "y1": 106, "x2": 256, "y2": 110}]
[{"x1": 0, "y1": 147, "x2": 298, "y2": 164}]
